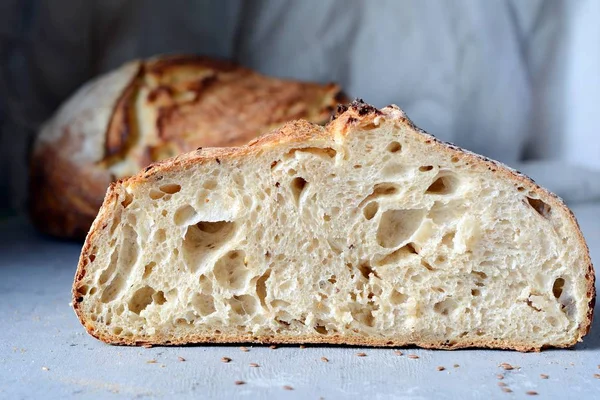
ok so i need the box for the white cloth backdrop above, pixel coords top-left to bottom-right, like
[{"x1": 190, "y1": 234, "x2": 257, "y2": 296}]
[{"x1": 1, "y1": 0, "x2": 599, "y2": 210}]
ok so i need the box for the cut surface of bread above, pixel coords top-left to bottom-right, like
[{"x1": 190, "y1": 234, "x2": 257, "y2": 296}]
[
  {"x1": 30, "y1": 55, "x2": 346, "y2": 239},
  {"x1": 73, "y1": 101, "x2": 594, "y2": 351}
]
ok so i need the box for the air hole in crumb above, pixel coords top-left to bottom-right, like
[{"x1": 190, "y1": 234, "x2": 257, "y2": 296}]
[
  {"x1": 328, "y1": 275, "x2": 337, "y2": 284},
  {"x1": 173, "y1": 205, "x2": 197, "y2": 226},
  {"x1": 421, "y1": 260, "x2": 434, "y2": 271},
  {"x1": 153, "y1": 291, "x2": 167, "y2": 305},
  {"x1": 202, "y1": 180, "x2": 218, "y2": 190},
  {"x1": 192, "y1": 293, "x2": 216, "y2": 316},
  {"x1": 434, "y1": 298, "x2": 458, "y2": 316},
  {"x1": 419, "y1": 165, "x2": 434, "y2": 172},
  {"x1": 390, "y1": 289, "x2": 408, "y2": 305},
  {"x1": 121, "y1": 192, "x2": 133, "y2": 208},
  {"x1": 377, "y1": 209, "x2": 425, "y2": 248},
  {"x1": 426, "y1": 173, "x2": 459, "y2": 195},
  {"x1": 314, "y1": 325, "x2": 328, "y2": 335},
  {"x1": 143, "y1": 262, "x2": 156, "y2": 279},
  {"x1": 89, "y1": 254, "x2": 96, "y2": 262},
  {"x1": 230, "y1": 295, "x2": 258, "y2": 316},
  {"x1": 451, "y1": 156, "x2": 460, "y2": 163},
  {"x1": 471, "y1": 289, "x2": 481, "y2": 296},
  {"x1": 149, "y1": 189, "x2": 164, "y2": 200},
  {"x1": 160, "y1": 183, "x2": 181, "y2": 194},
  {"x1": 161, "y1": 209, "x2": 168, "y2": 217},
  {"x1": 471, "y1": 270, "x2": 487, "y2": 280},
  {"x1": 291, "y1": 177, "x2": 308, "y2": 205},
  {"x1": 323, "y1": 214, "x2": 331, "y2": 222},
  {"x1": 128, "y1": 286, "x2": 156, "y2": 314},
  {"x1": 533, "y1": 326, "x2": 541, "y2": 334},
  {"x1": 553, "y1": 278, "x2": 565, "y2": 299},
  {"x1": 527, "y1": 197, "x2": 551, "y2": 218},
  {"x1": 112, "y1": 327, "x2": 123, "y2": 335},
  {"x1": 363, "y1": 202, "x2": 379, "y2": 220},
  {"x1": 358, "y1": 263, "x2": 380, "y2": 280},
  {"x1": 517, "y1": 186, "x2": 525, "y2": 192},
  {"x1": 386, "y1": 141, "x2": 402, "y2": 153},
  {"x1": 256, "y1": 269, "x2": 271, "y2": 309},
  {"x1": 214, "y1": 250, "x2": 250, "y2": 291}
]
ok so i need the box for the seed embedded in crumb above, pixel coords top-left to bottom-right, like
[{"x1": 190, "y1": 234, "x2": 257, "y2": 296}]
[
  {"x1": 394, "y1": 350, "x2": 403, "y2": 356},
  {"x1": 436, "y1": 366, "x2": 445, "y2": 371},
  {"x1": 269, "y1": 345, "x2": 277, "y2": 350},
  {"x1": 249, "y1": 363, "x2": 259, "y2": 368},
  {"x1": 283, "y1": 385, "x2": 294, "y2": 390},
  {"x1": 454, "y1": 364, "x2": 460, "y2": 368},
  {"x1": 235, "y1": 380, "x2": 245, "y2": 385},
  {"x1": 502, "y1": 388, "x2": 513, "y2": 393},
  {"x1": 526, "y1": 391, "x2": 538, "y2": 396},
  {"x1": 408, "y1": 354, "x2": 419, "y2": 359},
  {"x1": 240, "y1": 346, "x2": 249, "y2": 352},
  {"x1": 221, "y1": 357, "x2": 232, "y2": 363},
  {"x1": 321, "y1": 357, "x2": 329, "y2": 362},
  {"x1": 497, "y1": 382, "x2": 507, "y2": 387},
  {"x1": 356, "y1": 352, "x2": 367, "y2": 357},
  {"x1": 178, "y1": 357, "x2": 186, "y2": 362},
  {"x1": 540, "y1": 374, "x2": 548, "y2": 379},
  {"x1": 497, "y1": 374, "x2": 504, "y2": 380},
  {"x1": 147, "y1": 359, "x2": 157, "y2": 364},
  {"x1": 41, "y1": 366, "x2": 49, "y2": 371}
]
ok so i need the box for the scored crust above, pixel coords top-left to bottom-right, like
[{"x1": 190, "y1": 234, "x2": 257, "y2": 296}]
[
  {"x1": 72, "y1": 100, "x2": 595, "y2": 351},
  {"x1": 30, "y1": 55, "x2": 347, "y2": 239}
]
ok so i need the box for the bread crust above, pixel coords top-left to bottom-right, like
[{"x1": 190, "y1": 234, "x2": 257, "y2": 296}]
[
  {"x1": 73, "y1": 100, "x2": 595, "y2": 351},
  {"x1": 30, "y1": 55, "x2": 347, "y2": 239}
]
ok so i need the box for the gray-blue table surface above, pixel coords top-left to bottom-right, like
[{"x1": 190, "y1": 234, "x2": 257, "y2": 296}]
[{"x1": 1, "y1": 205, "x2": 600, "y2": 399}]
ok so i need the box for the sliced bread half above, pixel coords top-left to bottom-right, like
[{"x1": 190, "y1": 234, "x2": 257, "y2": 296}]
[{"x1": 72, "y1": 100, "x2": 595, "y2": 351}]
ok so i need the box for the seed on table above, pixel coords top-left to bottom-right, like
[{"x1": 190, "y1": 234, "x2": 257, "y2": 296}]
[
  {"x1": 497, "y1": 382, "x2": 507, "y2": 387},
  {"x1": 526, "y1": 391, "x2": 538, "y2": 396},
  {"x1": 235, "y1": 380, "x2": 245, "y2": 385},
  {"x1": 502, "y1": 388, "x2": 513, "y2": 393},
  {"x1": 240, "y1": 346, "x2": 249, "y2": 352},
  {"x1": 356, "y1": 352, "x2": 367, "y2": 357},
  {"x1": 249, "y1": 363, "x2": 259, "y2": 367},
  {"x1": 283, "y1": 385, "x2": 294, "y2": 390},
  {"x1": 453, "y1": 364, "x2": 460, "y2": 368},
  {"x1": 321, "y1": 357, "x2": 329, "y2": 362},
  {"x1": 394, "y1": 350, "x2": 403, "y2": 356},
  {"x1": 497, "y1": 374, "x2": 504, "y2": 380},
  {"x1": 540, "y1": 374, "x2": 549, "y2": 379},
  {"x1": 269, "y1": 345, "x2": 277, "y2": 349},
  {"x1": 436, "y1": 366, "x2": 445, "y2": 371},
  {"x1": 221, "y1": 357, "x2": 232, "y2": 363},
  {"x1": 408, "y1": 354, "x2": 419, "y2": 359},
  {"x1": 178, "y1": 356, "x2": 186, "y2": 362}
]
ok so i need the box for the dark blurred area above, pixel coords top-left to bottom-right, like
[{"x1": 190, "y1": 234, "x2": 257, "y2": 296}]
[{"x1": 1, "y1": 0, "x2": 599, "y2": 217}]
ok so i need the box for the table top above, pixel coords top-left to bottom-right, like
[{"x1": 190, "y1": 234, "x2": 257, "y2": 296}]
[{"x1": 1, "y1": 204, "x2": 600, "y2": 400}]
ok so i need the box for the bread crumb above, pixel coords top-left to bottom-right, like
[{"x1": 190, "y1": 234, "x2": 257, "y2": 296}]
[
  {"x1": 41, "y1": 366, "x2": 49, "y2": 371},
  {"x1": 240, "y1": 346, "x2": 249, "y2": 352},
  {"x1": 283, "y1": 385, "x2": 294, "y2": 390},
  {"x1": 356, "y1": 352, "x2": 367, "y2": 357},
  {"x1": 526, "y1": 391, "x2": 538, "y2": 396},
  {"x1": 321, "y1": 357, "x2": 329, "y2": 362},
  {"x1": 249, "y1": 363, "x2": 259, "y2": 367},
  {"x1": 436, "y1": 366, "x2": 445, "y2": 371},
  {"x1": 147, "y1": 359, "x2": 157, "y2": 364},
  {"x1": 221, "y1": 357, "x2": 232, "y2": 363},
  {"x1": 269, "y1": 345, "x2": 277, "y2": 350},
  {"x1": 497, "y1": 374, "x2": 504, "y2": 380},
  {"x1": 394, "y1": 350, "x2": 403, "y2": 356},
  {"x1": 408, "y1": 354, "x2": 419, "y2": 359},
  {"x1": 540, "y1": 374, "x2": 548, "y2": 379},
  {"x1": 502, "y1": 388, "x2": 513, "y2": 393},
  {"x1": 235, "y1": 380, "x2": 245, "y2": 385},
  {"x1": 178, "y1": 356, "x2": 186, "y2": 362},
  {"x1": 499, "y1": 363, "x2": 515, "y2": 370}
]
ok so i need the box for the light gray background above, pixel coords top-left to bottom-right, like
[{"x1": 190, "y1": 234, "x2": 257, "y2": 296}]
[{"x1": 1, "y1": 204, "x2": 600, "y2": 399}]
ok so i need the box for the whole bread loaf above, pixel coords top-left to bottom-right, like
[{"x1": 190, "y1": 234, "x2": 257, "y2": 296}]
[
  {"x1": 30, "y1": 55, "x2": 346, "y2": 239},
  {"x1": 73, "y1": 100, "x2": 594, "y2": 351}
]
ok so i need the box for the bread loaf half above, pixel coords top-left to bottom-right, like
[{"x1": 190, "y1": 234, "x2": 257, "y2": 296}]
[
  {"x1": 30, "y1": 55, "x2": 346, "y2": 239},
  {"x1": 73, "y1": 101, "x2": 594, "y2": 351}
]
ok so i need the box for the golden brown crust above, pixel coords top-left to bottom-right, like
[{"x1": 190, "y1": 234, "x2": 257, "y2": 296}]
[
  {"x1": 73, "y1": 100, "x2": 594, "y2": 351},
  {"x1": 30, "y1": 55, "x2": 347, "y2": 240}
]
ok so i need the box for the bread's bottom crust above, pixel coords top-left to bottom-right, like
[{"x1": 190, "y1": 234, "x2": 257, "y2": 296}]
[{"x1": 83, "y1": 324, "x2": 577, "y2": 352}]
